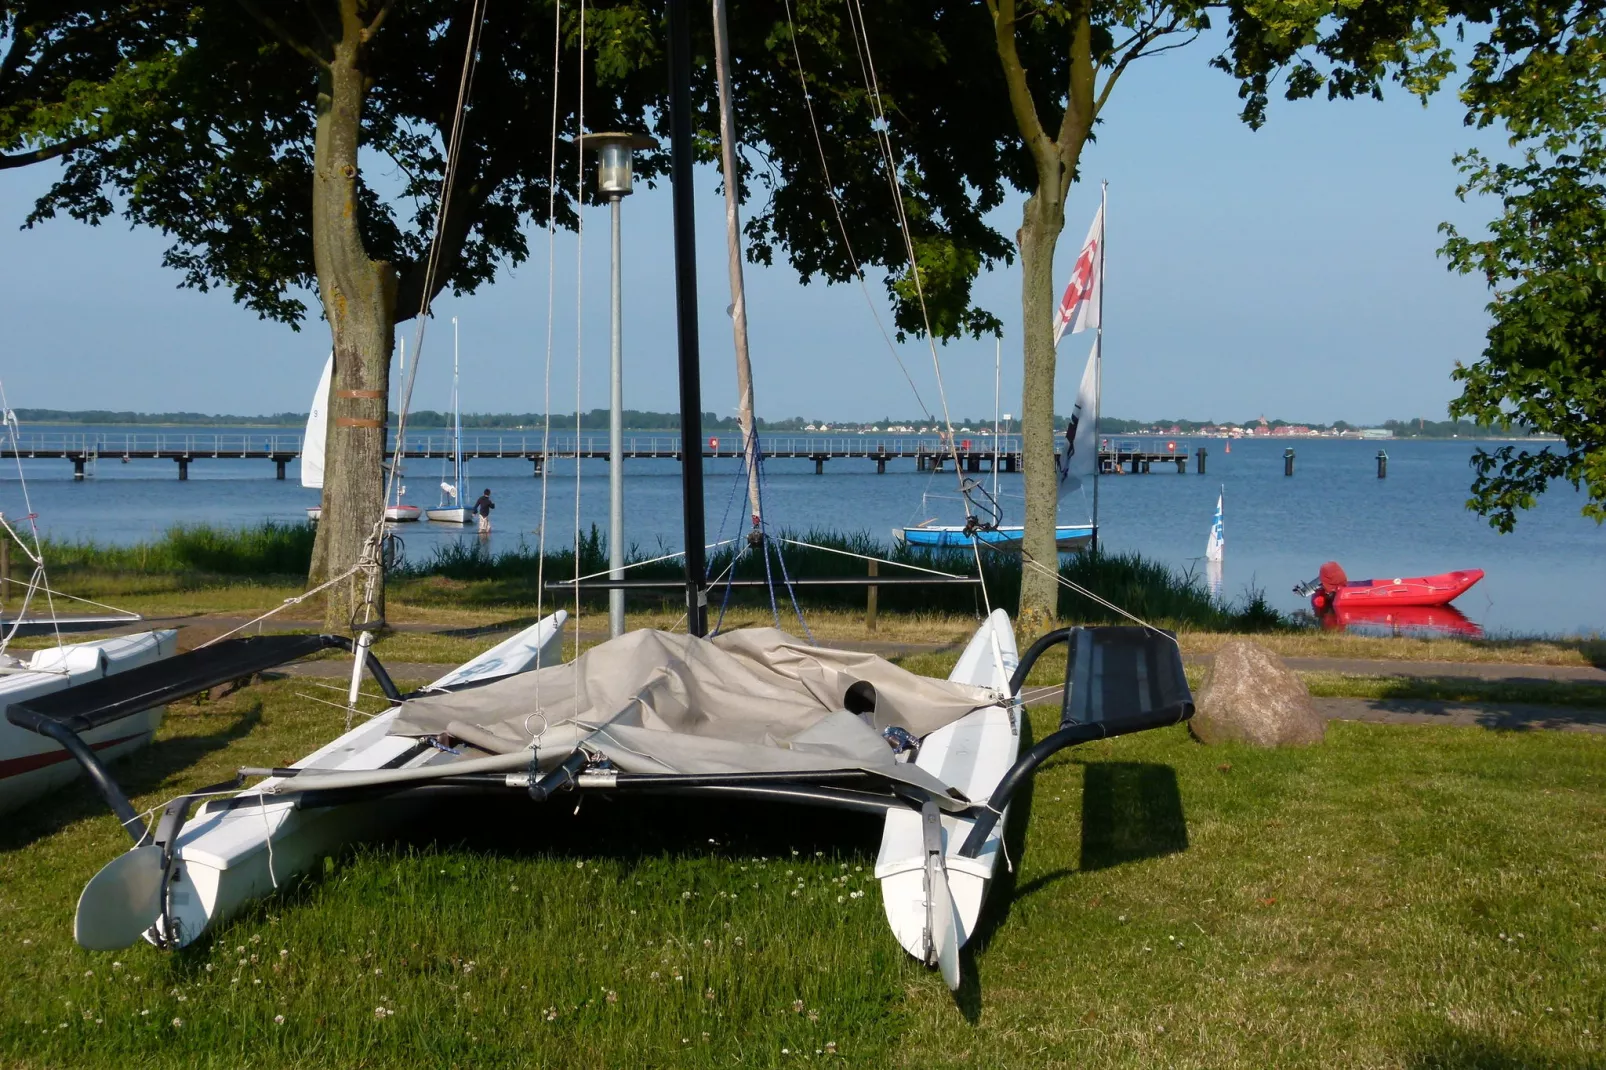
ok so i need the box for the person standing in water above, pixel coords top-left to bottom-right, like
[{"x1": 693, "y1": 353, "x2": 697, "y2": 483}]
[{"x1": 474, "y1": 488, "x2": 495, "y2": 534}]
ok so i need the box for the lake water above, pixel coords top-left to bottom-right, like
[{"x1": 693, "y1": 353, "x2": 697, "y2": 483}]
[{"x1": 2, "y1": 429, "x2": 1600, "y2": 637}]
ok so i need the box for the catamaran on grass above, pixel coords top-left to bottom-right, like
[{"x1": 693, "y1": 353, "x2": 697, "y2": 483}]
[{"x1": 7, "y1": 0, "x2": 1195, "y2": 996}]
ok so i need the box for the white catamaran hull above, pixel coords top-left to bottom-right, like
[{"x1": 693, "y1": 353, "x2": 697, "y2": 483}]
[
  {"x1": 0, "y1": 631, "x2": 178, "y2": 815},
  {"x1": 875, "y1": 608, "x2": 1019, "y2": 988},
  {"x1": 75, "y1": 613, "x2": 566, "y2": 950}
]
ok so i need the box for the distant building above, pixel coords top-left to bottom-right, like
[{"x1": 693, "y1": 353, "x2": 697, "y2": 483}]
[{"x1": 1359, "y1": 427, "x2": 1393, "y2": 439}]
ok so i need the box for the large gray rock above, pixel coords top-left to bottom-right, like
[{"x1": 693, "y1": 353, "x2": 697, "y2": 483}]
[{"x1": 1191, "y1": 640, "x2": 1325, "y2": 747}]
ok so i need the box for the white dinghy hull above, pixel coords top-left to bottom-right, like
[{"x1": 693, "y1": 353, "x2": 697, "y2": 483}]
[
  {"x1": 72, "y1": 612, "x2": 567, "y2": 951},
  {"x1": 875, "y1": 609, "x2": 1019, "y2": 988},
  {"x1": 0, "y1": 631, "x2": 178, "y2": 815}
]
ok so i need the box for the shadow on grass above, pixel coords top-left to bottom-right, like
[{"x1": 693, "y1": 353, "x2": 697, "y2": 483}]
[
  {"x1": 0, "y1": 702, "x2": 264, "y2": 852},
  {"x1": 1078, "y1": 761, "x2": 1189, "y2": 872},
  {"x1": 1400, "y1": 1025, "x2": 1600, "y2": 1069}
]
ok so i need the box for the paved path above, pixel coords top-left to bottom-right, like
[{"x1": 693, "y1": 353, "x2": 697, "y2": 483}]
[{"x1": 1314, "y1": 696, "x2": 1606, "y2": 733}]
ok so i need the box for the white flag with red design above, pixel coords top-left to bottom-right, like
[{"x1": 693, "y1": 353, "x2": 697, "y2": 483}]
[{"x1": 1053, "y1": 203, "x2": 1104, "y2": 344}]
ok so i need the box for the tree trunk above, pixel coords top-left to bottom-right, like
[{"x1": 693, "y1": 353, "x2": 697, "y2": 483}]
[
  {"x1": 1015, "y1": 186, "x2": 1065, "y2": 637},
  {"x1": 307, "y1": 32, "x2": 397, "y2": 630},
  {"x1": 993, "y1": 2, "x2": 1096, "y2": 637}
]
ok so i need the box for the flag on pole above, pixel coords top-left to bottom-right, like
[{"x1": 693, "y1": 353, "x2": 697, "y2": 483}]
[
  {"x1": 1055, "y1": 338, "x2": 1100, "y2": 498},
  {"x1": 1053, "y1": 203, "x2": 1104, "y2": 345},
  {"x1": 1206, "y1": 489, "x2": 1225, "y2": 562}
]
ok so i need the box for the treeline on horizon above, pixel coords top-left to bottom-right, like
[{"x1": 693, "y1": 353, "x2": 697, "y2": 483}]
[{"x1": 12, "y1": 408, "x2": 1535, "y2": 438}]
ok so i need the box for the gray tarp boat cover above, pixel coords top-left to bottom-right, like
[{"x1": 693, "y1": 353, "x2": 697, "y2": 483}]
[{"x1": 391, "y1": 628, "x2": 1004, "y2": 802}]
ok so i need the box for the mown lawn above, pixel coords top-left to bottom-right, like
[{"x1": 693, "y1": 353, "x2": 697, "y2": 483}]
[{"x1": 2, "y1": 673, "x2": 1604, "y2": 1068}]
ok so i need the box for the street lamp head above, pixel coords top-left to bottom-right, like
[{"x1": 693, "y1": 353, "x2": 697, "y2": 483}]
[{"x1": 578, "y1": 132, "x2": 659, "y2": 197}]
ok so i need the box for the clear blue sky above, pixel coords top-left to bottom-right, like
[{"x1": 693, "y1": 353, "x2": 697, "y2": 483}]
[{"x1": 0, "y1": 36, "x2": 1504, "y2": 426}]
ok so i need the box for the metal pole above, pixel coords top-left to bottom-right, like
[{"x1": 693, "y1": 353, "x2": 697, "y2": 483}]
[
  {"x1": 668, "y1": 0, "x2": 708, "y2": 637},
  {"x1": 608, "y1": 193, "x2": 626, "y2": 638}
]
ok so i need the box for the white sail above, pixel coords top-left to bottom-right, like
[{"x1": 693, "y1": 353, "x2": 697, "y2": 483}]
[
  {"x1": 1206, "y1": 490, "x2": 1224, "y2": 562},
  {"x1": 301, "y1": 353, "x2": 334, "y2": 490},
  {"x1": 1055, "y1": 337, "x2": 1100, "y2": 498}
]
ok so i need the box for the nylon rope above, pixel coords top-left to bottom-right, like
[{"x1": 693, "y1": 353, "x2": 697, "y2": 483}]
[
  {"x1": 782, "y1": 0, "x2": 991, "y2": 612},
  {"x1": 534, "y1": 0, "x2": 564, "y2": 679},
  {"x1": 0, "y1": 382, "x2": 66, "y2": 659},
  {"x1": 571, "y1": 0, "x2": 586, "y2": 687}
]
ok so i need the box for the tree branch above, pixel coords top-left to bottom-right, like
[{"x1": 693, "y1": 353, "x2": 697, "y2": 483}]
[
  {"x1": 236, "y1": 0, "x2": 332, "y2": 69},
  {"x1": 0, "y1": 133, "x2": 97, "y2": 170},
  {"x1": 363, "y1": 0, "x2": 397, "y2": 40},
  {"x1": 985, "y1": 0, "x2": 1051, "y2": 155}
]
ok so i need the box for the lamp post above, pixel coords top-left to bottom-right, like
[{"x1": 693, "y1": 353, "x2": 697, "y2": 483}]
[{"x1": 580, "y1": 132, "x2": 658, "y2": 639}]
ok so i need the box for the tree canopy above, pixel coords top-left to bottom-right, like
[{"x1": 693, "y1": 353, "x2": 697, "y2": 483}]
[{"x1": 1440, "y1": 0, "x2": 1606, "y2": 530}]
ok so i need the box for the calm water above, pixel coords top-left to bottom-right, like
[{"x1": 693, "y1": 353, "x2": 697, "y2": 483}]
[{"x1": 2, "y1": 430, "x2": 1600, "y2": 637}]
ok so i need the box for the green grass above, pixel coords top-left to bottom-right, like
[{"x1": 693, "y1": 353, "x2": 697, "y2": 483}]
[{"x1": 2, "y1": 670, "x2": 1605, "y2": 1068}]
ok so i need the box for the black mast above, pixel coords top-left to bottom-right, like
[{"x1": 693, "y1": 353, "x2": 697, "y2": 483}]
[{"x1": 667, "y1": 0, "x2": 708, "y2": 637}]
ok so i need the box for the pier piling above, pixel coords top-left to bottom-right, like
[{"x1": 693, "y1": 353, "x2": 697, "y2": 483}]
[
  {"x1": 275, "y1": 458, "x2": 287, "y2": 480},
  {"x1": 176, "y1": 457, "x2": 189, "y2": 481},
  {"x1": 71, "y1": 456, "x2": 85, "y2": 480},
  {"x1": 1283, "y1": 447, "x2": 1295, "y2": 477},
  {"x1": 1196, "y1": 447, "x2": 1207, "y2": 475},
  {"x1": 1377, "y1": 449, "x2": 1388, "y2": 479},
  {"x1": 865, "y1": 559, "x2": 878, "y2": 633}
]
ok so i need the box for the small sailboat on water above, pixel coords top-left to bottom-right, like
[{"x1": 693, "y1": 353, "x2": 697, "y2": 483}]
[
  {"x1": 1206, "y1": 488, "x2": 1224, "y2": 562},
  {"x1": 304, "y1": 348, "x2": 421, "y2": 523},
  {"x1": 901, "y1": 193, "x2": 1105, "y2": 554},
  {"x1": 426, "y1": 318, "x2": 472, "y2": 524}
]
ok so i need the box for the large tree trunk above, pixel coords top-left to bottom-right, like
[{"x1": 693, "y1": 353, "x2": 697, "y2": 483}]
[
  {"x1": 307, "y1": 29, "x2": 397, "y2": 630},
  {"x1": 1015, "y1": 188, "x2": 1065, "y2": 637}
]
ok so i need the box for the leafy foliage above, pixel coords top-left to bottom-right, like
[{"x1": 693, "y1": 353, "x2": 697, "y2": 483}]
[
  {"x1": 10, "y1": 0, "x2": 666, "y2": 326},
  {"x1": 1439, "y1": 0, "x2": 1606, "y2": 529}
]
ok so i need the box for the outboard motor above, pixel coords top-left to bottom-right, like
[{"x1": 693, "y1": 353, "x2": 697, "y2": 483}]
[{"x1": 1293, "y1": 561, "x2": 1348, "y2": 611}]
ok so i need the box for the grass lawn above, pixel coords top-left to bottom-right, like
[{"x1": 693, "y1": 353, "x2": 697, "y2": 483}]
[{"x1": 2, "y1": 664, "x2": 1604, "y2": 1068}]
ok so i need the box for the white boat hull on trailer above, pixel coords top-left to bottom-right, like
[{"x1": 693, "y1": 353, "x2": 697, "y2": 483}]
[
  {"x1": 875, "y1": 608, "x2": 1019, "y2": 989},
  {"x1": 73, "y1": 612, "x2": 566, "y2": 951},
  {"x1": 0, "y1": 631, "x2": 178, "y2": 815}
]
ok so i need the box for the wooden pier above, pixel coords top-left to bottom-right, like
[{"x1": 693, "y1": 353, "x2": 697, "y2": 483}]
[{"x1": 0, "y1": 431, "x2": 1209, "y2": 479}]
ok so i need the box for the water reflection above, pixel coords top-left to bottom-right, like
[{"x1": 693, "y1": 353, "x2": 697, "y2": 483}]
[{"x1": 1318, "y1": 604, "x2": 1484, "y2": 639}]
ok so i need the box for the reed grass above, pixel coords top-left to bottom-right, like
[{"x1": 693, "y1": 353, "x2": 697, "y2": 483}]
[
  {"x1": 39, "y1": 523, "x2": 316, "y2": 579},
  {"x1": 1, "y1": 676, "x2": 1603, "y2": 1068},
  {"x1": 26, "y1": 522, "x2": 1283, "y2": 633}
]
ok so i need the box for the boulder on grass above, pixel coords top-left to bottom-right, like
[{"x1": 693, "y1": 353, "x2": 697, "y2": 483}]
[{"x1": 1191, "y1": 640, "x2": 1324, "y2": 747}]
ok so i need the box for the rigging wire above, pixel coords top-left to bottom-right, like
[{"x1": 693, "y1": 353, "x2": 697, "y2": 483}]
[
  {"x1": 533, "y1": 0, "x2": 565, "y2": 647},
  {"x1": 572, "y1": 0, "x2": 587, "y2": 667},
  {"x1": 0, "y1": 383, "x2": 67, "y2": 659},
  {"x1": 777, "y1": 0, "x2": 934, "y2": 423}
]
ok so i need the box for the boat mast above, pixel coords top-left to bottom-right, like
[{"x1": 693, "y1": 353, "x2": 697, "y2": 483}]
[
  {"x1": 992, "y1": 337, "x2": 1001, "y2": 506},
  {"x1": 712, "y1": 0, "x2": 762, "y2": 535},
  {"x1": 668, "y1": 0, "x2": 708, "y2": 637},
  {"x1": 452, "y1": 317, "x2": 462, "y2": 502},
  {"x1": 1091, "y1": 181, "x2": 1105, "y2": 554}
]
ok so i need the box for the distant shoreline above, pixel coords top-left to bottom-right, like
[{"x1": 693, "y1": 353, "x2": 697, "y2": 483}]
[{"x1": 10, "y1": 411, "x2": 1547, "y2": 442}]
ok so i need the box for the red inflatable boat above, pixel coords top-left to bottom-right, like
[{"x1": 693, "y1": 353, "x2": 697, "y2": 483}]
[{"x1": 1297, "y1": 562, "x2": 1484, "y2": 611}]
